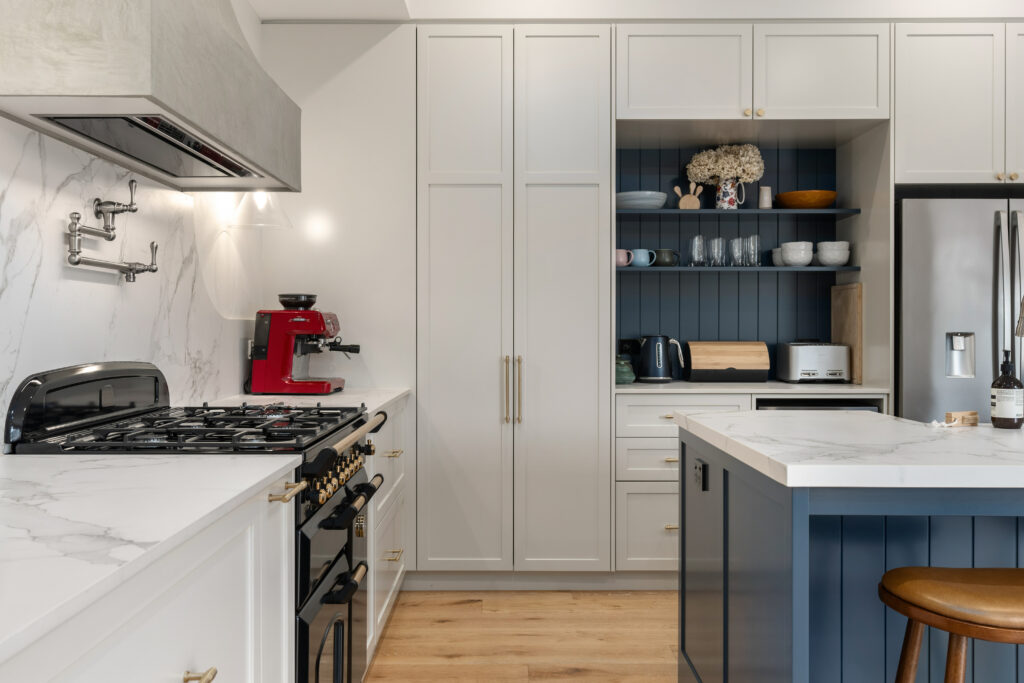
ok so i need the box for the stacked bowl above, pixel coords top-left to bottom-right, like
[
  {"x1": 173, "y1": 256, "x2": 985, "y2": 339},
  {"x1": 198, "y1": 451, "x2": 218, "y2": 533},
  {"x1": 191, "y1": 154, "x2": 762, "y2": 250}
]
[
  {"x1": 817, "y1": 241, "x2": 850, "y2": 266},
  {"x1": 778, "y1": 241, "x2": 813, "y2": 267}
]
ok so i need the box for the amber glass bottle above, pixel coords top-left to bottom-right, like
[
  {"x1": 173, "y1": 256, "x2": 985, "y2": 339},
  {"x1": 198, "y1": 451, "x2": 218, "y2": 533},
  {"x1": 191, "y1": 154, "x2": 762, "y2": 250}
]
[{"x1": 991, "y1": 350, "x2": 1024, "y2": 429}]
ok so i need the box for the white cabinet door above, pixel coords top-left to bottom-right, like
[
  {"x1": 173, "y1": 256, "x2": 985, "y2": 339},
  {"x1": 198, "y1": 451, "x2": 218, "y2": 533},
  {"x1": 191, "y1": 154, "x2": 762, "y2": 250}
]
[
  {"x1": 513, "y1": 25, "x2": 612, "y2": 571},
  {"x1": 615, "y1": 394, "x2": 753, "y2": 438},
  {"x1": 373, "y1": 492, "x2": 406, "y2": 636},
  {"x1": 895, "y1": 23, "x2": 1006, "y2": 183},
  {"x1": 616, "y1": 24, "x2": 753, "y2": 119},
  {"x1": 615, "y1": 437, "x2": 680, "y2": 481},
  {"x1": 615, "y1": 481, "x2": 679, "y2": 571},
  {"x1": 417, "y1": 26, "x2": 514, "y2": 570},
  {"x1": 1007, "y1": 24, "x2": 1024, "y2": 184},
  {"x1": 753, "y1": 23, "x2": 889, "y2": 119}
]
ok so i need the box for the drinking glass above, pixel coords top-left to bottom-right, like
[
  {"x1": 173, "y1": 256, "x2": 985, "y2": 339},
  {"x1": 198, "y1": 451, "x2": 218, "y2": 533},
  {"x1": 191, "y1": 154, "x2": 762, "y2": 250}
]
[
  {"x1": 689, "y1": 235, "x2": 706, "y2": 266},
  {"x1": 708, "y1": 237, "x2": 725, "y2": 267},
  {"x1": 744, "y1": 235, "x2": 761, "y2": 266},
  {"x1": 729, "y1": 237, "x2": 744, "y2": 266}
]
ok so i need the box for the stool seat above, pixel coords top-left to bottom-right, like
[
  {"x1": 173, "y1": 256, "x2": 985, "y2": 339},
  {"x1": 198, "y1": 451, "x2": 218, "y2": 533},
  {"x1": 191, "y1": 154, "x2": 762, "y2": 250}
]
[{"x1": 882, "y1": 567, "x2": 1024, "y2": 630}]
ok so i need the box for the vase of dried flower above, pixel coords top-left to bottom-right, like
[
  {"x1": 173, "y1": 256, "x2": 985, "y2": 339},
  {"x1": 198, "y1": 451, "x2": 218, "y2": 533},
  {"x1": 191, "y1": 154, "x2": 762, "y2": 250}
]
[{"x1": 715, "y1": 177, "x2": 745, "y2": 209}]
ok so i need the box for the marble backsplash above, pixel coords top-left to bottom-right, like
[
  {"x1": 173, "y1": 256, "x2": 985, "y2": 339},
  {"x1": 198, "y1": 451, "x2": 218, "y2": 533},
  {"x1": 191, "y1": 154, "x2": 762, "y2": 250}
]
[{"x1": 0, "y1": 115, "x2": 257, "y2": 419}]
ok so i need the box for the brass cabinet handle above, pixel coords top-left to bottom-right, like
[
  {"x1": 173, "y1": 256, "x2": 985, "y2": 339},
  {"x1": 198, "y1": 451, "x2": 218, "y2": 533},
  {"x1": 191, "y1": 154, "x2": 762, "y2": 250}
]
[
  {"x1": 504, "y1": 355, "x2": 511, "y2": 424},
  {"x1": 384, "y1": 449, "x2": 403, "y2": 458},
  {"x1": 183, "y1": 668, "x2": 218, "y2": 683},
  {"x1": 660, "y1": 414, "x2": 675, "y2": 420},
  {"x1": 743, "y1": 108, "x2": 752, "y2": 117},
  {"x1": 756, "y1": 108, "x2": 766, "y2": 117},
  {"x1": 268, "y1": 480, "x2": 308, "y2": 503},
  {"x1": 997, "y1": 172, "x2": 1007, "y2": 181},
  {"x1": 664, "y1": 524, "x2": 680, "y2": 531},
  {"x1": 385, "y1": 548, "x2": 404, "y2": 562},
  {"x1": 516, "y1": 355, "x2": 523, "y2": 424},
  {"x1": 664, "y1": 457, "x2": 680, "y2": 463},
  {"x1": 1012, "y1": 172, "x2": 1020, "y2": 181}
]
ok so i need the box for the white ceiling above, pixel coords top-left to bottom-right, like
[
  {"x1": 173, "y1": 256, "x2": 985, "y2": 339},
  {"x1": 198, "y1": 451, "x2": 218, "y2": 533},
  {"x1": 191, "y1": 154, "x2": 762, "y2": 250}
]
[{"x1": 248, "y1": 0, "x2": 1024, "y2": 21}]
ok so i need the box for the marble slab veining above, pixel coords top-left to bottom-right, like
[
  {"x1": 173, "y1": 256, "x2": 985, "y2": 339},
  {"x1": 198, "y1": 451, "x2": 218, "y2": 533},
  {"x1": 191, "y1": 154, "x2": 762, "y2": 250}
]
[
  {"x1": 0, "y1": 453, "x2": 299, "y2": 665},
  {"x1": 676, "y1": 410, "x2": 1024, "y2": 488}
]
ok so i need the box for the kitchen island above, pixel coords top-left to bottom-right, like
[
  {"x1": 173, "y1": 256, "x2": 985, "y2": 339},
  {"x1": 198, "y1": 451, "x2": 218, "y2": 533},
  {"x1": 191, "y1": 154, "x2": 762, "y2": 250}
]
[{"x1": 675, "y1": 410, "x2": 1024, "y2": 683}]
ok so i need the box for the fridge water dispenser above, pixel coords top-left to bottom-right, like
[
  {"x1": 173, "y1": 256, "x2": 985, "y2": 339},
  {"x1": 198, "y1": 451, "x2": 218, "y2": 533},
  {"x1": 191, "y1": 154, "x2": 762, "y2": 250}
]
[{"x1": 946, "y1": 332, "x2": 976, "y2": 378}]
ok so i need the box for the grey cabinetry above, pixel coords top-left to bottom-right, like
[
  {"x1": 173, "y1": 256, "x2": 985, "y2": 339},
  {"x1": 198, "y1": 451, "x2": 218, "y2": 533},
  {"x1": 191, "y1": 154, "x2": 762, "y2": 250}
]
[{"x1": 681, "y1": 447, "x2": 724, "y2": 683}]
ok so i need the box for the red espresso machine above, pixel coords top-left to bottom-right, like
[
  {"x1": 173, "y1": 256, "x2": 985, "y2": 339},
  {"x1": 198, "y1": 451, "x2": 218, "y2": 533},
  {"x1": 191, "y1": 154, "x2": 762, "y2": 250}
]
[{"x1": 246, "y1": 293, "x2": 360, "y2": 394}]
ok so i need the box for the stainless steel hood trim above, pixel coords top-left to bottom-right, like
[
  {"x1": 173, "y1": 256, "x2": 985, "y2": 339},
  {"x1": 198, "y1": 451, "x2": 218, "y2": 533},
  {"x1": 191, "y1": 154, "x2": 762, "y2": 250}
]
[{"x1": 0, "y1": 0, "x2": 301, "y2": 192}]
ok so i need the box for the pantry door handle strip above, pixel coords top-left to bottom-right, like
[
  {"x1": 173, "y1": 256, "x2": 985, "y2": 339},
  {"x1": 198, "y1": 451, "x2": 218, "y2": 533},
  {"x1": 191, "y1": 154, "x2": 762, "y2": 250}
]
[
  {"x1": 504, "y1": 355, "x2": 511, "y2": 424},
  {"x1": 516, "y1": 355, "x2": 523, "y2": 424}
]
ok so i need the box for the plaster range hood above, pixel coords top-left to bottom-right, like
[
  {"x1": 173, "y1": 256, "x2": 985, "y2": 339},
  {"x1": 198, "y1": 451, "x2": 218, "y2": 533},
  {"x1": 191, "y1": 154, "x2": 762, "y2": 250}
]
[{"x1": 0, "y1": 0, "x2": 301, "y2": 192}]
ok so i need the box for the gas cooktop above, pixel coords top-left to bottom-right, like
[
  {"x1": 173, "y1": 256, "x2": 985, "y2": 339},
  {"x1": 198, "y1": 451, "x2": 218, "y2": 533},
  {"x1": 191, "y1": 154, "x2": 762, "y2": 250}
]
[{"x1": 42, "y1": 403, "x2": 364, "y2": 453}]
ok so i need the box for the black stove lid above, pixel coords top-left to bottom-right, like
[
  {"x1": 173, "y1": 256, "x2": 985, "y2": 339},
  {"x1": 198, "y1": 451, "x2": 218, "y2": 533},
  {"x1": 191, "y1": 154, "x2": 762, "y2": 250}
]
[{"x1": 6, "y1": 362, "x2": 169, "y2": 446}]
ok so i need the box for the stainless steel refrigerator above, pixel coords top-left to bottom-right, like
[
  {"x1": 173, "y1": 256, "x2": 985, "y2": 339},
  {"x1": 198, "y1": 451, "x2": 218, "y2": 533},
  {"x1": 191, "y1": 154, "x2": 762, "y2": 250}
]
[{"x1": 900, "y1": 199, "x2": 1024, "y2": 423}]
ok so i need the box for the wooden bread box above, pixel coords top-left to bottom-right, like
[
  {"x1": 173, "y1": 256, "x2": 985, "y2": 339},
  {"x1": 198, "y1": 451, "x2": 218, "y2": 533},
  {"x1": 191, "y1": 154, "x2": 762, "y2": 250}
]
[{"x1": 682, "y1": 341, "x2": 771, "y2": 382}]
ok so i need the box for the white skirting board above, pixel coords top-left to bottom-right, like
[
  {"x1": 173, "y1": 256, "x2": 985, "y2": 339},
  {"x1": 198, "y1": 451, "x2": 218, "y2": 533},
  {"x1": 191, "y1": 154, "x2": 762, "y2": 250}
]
[{"x1": 400, "y1": 571, "x2": 677, "y2": 591}]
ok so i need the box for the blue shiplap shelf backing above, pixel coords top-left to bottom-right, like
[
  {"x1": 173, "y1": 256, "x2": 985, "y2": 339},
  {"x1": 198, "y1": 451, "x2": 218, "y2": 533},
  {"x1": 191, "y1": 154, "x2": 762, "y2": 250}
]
[{"x1": 616, "y1": 146, "x2": 841, "y2": 378}]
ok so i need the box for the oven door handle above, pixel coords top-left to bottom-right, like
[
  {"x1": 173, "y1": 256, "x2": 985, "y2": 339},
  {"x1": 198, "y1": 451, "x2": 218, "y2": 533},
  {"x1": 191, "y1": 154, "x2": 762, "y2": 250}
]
[
  {"x1": 319, "y1": 474, "x2": 384, "y2": 530},
  {"x1": 318, "y1": 412, "x2": 387, "y2": 458},
  {"x1": 322, "y1": 562, "x2": 368, "y2": 606},
  {"x1": 299, "y1": 555, "x2": 363, "y2": 625}
]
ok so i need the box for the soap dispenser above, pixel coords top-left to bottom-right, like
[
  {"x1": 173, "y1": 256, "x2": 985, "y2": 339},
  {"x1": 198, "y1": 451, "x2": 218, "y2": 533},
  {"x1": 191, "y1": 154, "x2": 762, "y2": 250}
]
[{"x1": 991, "y1": 350, "x2": 1024, "y2": 429}]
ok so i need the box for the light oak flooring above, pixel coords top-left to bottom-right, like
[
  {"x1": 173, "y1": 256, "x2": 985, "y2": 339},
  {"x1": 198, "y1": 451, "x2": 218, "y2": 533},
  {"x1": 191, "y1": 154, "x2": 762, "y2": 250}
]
[{"x1": 365, "y1": 591, "x2": 678, "y2": 682}]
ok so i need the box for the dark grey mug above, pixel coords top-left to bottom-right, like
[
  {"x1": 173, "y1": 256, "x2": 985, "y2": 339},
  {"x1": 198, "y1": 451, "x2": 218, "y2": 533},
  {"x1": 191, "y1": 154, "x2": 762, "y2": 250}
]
[{"x1": 653, "y1": 249, "x2": 680, "y2": 267}]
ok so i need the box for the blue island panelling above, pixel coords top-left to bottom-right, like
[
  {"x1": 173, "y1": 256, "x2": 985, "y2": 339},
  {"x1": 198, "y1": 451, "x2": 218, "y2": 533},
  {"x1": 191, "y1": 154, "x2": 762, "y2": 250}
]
[{"x1": 617, "y1": 146, "x2": 845, "y2": 377}]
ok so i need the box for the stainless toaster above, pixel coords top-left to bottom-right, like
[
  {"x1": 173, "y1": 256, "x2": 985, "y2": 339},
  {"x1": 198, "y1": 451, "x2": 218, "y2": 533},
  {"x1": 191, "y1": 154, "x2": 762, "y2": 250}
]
[{"x1": 776, "y1": 342, "x2": 850, "y2": 382}]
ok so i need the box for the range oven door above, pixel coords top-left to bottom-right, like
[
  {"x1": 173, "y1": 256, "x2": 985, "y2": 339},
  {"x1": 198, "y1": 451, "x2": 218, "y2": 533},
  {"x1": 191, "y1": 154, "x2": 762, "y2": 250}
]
[{"x1": 297, "y1": 555, "x2": 367, "y2": 683}]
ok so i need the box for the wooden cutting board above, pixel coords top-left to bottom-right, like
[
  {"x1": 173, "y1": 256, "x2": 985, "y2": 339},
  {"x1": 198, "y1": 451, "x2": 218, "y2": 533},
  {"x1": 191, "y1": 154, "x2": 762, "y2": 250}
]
[{"x1": 831, "y1": 283, "x2": 863, "y2": 384}]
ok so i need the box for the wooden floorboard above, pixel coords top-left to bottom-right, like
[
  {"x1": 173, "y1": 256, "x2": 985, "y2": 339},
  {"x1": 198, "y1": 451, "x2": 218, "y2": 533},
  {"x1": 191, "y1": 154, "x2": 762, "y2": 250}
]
[{"x1": 366, "y1": 590, "x2": 677, "y2": 682}]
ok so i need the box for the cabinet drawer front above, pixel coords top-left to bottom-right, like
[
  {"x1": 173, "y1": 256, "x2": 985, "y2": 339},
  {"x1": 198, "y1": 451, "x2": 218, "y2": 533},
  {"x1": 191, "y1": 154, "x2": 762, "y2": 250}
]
[
  {"x1": 615, "y1": 481, "x2": 679, "y2": 571},
  {"x1": 616, "y1": 24, "x2": 752, "y2": 119},
  {"x1": 615, "y1": 394, "x2": 752, "y2": 437},
  {"x1": 368, "y1": 405, "x2": 407, "y2": 518},
  {"x1": 616, "y1": 437, "x2": 680, "y2": 481},
  {"x1": 374, "y1": 493, "x2": 406, "y2": 634}
]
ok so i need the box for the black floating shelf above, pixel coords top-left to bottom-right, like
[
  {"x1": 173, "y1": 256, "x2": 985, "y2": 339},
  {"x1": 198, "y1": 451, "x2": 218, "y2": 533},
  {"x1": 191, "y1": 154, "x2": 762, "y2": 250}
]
[
  {"x1": 616, "y1": 208, "x2": 861, "y2": 216},
  {"x1": 617, "y1": 266, "x2": 860, "y2": 273}
]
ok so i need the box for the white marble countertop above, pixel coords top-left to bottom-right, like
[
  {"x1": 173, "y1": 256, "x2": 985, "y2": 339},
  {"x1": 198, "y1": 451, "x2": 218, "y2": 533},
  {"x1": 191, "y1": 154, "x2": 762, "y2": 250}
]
[
  {"x1": 216, "y1": 387, "x2": 411, "y2": 415},
  {"x1": 675, "y1": 410, "x2": 1024, "y2": 488},
  {"x1": 0, "y1": 453, "x2": 300, "y2": 665},
  {"x1": 618, "y1": 380, "x2": 889, "y2": 395}
]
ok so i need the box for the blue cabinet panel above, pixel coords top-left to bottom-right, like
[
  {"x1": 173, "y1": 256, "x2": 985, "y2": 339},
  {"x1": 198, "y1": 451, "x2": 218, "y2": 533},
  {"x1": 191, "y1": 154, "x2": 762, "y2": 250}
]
[{"x1": 885, "y1": 517, "x2": 930, "y2": 683}]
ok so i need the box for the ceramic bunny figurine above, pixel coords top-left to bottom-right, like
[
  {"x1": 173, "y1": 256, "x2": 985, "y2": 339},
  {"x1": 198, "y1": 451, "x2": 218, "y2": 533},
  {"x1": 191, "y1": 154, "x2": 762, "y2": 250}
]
[{"x1": 674, "y1": 182, "x2": 703, "y2": 210}]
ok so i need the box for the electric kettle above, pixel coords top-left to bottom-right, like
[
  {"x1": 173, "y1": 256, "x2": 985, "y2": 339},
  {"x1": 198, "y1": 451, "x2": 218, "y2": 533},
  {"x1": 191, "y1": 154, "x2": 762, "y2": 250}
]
[{"x1": 637, "y1": 335, "x2": 685, "y2": 383}]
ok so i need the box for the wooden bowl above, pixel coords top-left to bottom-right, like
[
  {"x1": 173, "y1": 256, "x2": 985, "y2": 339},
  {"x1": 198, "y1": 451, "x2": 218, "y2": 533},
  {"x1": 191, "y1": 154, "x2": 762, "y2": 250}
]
[{"x1": 774, "y1": 190, "x2": 837, "y2": 209}]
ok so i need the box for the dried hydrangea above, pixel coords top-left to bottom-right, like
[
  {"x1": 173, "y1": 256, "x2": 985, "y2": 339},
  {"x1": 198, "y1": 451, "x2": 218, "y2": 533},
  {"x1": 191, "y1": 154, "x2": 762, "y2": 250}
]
[{"x1": 686, "y1": 144, "x2": 765, "y2": 184}]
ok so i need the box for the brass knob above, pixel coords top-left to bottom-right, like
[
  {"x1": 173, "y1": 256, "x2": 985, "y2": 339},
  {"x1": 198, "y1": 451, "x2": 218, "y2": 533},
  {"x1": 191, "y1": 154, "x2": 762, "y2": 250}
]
[
  {"x1": 743, "y1": 108, "x2": 752, "y2": 117},
  {"x1": 183, "y1": 667, "x2": 218, "y2": 683},
  {"x1": 997, "y1": 172, "x2": 1006, "y2": 181},
  {"x1": 331, "y1": 477, "x2": 339, "y2": 488},
  {"x1": 756, "y1": 108, "x2": 765, "y2": 117},
  {"x1": 318, "y1": 490, "x2": 328, "y2": 505},
  {"x1": 1012, "y1": 172, "x2": 1020, "y2": 181}
]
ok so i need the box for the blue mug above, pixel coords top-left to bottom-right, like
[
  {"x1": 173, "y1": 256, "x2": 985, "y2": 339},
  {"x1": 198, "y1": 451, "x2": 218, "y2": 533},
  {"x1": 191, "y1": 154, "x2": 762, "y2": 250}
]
[{"x1": 631, "y1": 249, "x2": 656, "y2": 267}]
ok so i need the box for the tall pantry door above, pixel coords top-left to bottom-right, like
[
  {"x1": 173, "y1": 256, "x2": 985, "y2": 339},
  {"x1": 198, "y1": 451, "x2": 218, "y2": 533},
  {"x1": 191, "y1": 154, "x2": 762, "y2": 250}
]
[
  {"x1": 512, "y1": 25, "x2": 612, "y2": 571},
  {"x1": 417, "y1": 26, "x2": 514, "y2": 570}
]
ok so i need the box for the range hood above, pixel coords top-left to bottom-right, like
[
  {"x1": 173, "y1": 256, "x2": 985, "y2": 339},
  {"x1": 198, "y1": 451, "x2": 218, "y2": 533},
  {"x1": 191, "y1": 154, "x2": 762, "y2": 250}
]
[{"x1": 0, "y1": 0, "x2": 301, "y2": 192}]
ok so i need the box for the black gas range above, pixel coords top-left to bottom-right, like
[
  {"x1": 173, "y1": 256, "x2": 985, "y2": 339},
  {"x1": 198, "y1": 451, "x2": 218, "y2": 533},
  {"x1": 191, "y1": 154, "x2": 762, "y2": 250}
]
[{"x1": 4, "y1": 362, "x2": 385, "y2": 683}]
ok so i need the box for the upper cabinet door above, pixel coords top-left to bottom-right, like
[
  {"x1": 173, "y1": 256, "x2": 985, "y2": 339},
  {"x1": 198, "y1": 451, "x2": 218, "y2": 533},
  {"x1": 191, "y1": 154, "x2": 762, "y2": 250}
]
[
  {"x1": 513, "y1": 25, "x2": 612, "y2": 571},
  {"x1": 895, "y1": 23, "x2": 1006, "y2": 184},
  {"x1": 753, "y1": 23, "x2": 889, "y2": 119},
  {"x1": 616, "y1": 24, "x2": 753, "y2": 119},
  {"x1": 1007, "y1": 24, "x2": 1024, "y2": 184},
  {"x1": 417, "y1": 25, "x2": 514, "y2": 571}
]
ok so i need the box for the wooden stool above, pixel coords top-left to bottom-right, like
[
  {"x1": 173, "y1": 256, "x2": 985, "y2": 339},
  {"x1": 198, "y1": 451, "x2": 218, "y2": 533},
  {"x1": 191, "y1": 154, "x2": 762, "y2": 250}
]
[{"x1": 879, "y1": 567, "x2": 1024, "y2": 683}]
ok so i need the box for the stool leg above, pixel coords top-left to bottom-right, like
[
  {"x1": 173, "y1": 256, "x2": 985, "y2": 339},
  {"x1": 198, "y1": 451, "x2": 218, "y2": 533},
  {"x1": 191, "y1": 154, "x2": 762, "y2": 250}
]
[
  {"x1": 895, "y1": 619, "x2": 924, "y2": 683},
  {"x1": 944, "y1": 633, "x2": 968, "y2": 683}
]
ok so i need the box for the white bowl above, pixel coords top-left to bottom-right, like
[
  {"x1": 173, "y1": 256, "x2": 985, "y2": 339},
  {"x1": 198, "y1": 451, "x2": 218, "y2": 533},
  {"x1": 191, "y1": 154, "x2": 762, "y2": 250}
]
[
  {"x1": 780, "y1": 241, "x2": 813, "y2": 251},
  {"x1": 782, "y1": 250, "x2": 814, "y2": 267},
  {"x1": 817, "y1": 250, "x2": 850, "y2": 266},
  {"x1": 771, "y1": 248, "x2": 785, "y2": 266},
  {"x1": 817, "y1": 241, "x2": 850, "y2": 250},
  {"x1": 616, "y1": 191, "x2": 668, "y2": 209}
]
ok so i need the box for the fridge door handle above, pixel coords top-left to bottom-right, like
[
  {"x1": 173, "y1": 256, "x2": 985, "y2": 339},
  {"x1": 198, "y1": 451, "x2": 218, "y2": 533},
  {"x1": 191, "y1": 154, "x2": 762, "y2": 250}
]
[{"x1": 998, "y1": 210, "x2": 1011, "y2": 356}]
